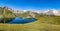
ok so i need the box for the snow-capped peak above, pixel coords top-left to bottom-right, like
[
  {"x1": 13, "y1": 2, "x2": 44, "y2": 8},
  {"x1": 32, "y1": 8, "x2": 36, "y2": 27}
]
[
  {"x1": 12, "y1": 9, "x2": 60, "y2": 16},
  {"x1": 48, "y1": 9, "x2": 58, "y2": 13}
]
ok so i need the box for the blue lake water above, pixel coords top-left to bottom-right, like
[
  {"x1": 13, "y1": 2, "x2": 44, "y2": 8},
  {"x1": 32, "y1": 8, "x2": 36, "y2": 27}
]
[{"x1": 8, "y1": 18, "x2": 36, "y2": 24}]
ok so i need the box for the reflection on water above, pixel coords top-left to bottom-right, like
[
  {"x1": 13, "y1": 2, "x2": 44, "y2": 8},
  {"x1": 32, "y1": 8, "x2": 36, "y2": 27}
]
[
  {"x1": 0, "y1": 18, "x2": 37, "y2": 24},
  {"x1": 0, "y1": 18, "x2": 15, "y2": 23}
]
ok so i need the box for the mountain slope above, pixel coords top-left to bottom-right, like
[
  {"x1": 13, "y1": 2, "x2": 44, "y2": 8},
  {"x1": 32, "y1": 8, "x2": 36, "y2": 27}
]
[{"x1": 0, "y1": 7, "x2": 16, "y2": 18}]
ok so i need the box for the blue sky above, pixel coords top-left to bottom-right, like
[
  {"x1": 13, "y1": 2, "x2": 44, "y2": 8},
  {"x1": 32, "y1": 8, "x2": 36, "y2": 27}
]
[{"x1": 0, "y1": 0, "x2": 60, "y2": 10}]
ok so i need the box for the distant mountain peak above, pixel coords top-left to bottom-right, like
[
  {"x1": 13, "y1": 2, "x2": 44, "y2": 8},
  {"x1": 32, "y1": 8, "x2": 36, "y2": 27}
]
[
  {"x1": 48, "y1": 9, "x2": 58, "y2": 13},
  {"x1": 10, "y1": 8, "x2": 60, "y2": 16}
]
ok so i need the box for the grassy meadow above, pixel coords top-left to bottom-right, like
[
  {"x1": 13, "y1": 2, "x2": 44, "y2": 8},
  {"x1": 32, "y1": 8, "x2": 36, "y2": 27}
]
[{"x1": 0, "y1": 16, "x2": 60, "y2": 31}]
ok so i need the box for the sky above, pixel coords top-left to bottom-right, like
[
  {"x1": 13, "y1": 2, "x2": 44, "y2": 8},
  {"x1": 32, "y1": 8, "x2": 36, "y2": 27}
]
[{"x1": 0, "y1": 0, "x2": 60, "y2": 10}]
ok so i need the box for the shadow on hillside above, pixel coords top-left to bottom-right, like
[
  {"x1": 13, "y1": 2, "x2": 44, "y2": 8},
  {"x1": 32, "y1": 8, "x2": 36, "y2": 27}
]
[{"x1": 0, "y1": 18, "x2": 15, "y2": 23}]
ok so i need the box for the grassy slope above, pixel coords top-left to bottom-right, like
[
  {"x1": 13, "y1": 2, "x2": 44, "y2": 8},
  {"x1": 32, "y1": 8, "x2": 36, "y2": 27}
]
[
  {"x1": 0, "y1": 7, "x2": 16, "y2": 18},
  {"x1": 0, "y1": 7, "x2": 60, "y2": 31},
  {"x1": 0, "y1": 16, "x2": 60, "y2": 31}
]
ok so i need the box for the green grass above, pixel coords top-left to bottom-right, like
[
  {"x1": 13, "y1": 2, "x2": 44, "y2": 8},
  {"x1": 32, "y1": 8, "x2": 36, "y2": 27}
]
[
  {"x1": 0, "y1": 23, "x2": 60, "y2": 31},
  {"x1": 36, "y1": 16, "x2": 60, "y2": 25},
  {"x1": 0, "y1": 16, "x2": 60, "y2": 31},
  {"x1": 0, "y1": 7, "x2": 60, "y2": 31}
]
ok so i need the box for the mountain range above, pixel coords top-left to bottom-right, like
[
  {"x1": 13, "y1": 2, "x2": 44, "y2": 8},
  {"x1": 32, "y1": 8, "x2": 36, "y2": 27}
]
[
  {"x1": 12, "y1": 9, "x2": 60, "y2": 16},
  {"x1": 0, "y1": 7, "x2": 60, "y2": 18}
]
